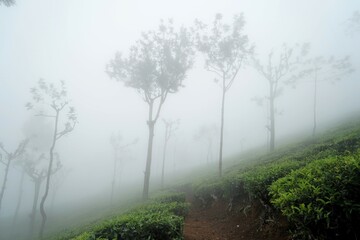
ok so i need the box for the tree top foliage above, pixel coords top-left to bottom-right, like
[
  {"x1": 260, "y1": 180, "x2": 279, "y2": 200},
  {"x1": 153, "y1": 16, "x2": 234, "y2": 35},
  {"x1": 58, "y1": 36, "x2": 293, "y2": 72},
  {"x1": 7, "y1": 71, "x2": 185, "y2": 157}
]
[
  {"x1": 0, "y1": 0, "x2": 15, "y2": 7},
  {"x1": 106, "y1": 19, "x2": 195, "y2": 104},
  {"x1": 195, "y1": 13, "x2": 254, "y2": 84}
]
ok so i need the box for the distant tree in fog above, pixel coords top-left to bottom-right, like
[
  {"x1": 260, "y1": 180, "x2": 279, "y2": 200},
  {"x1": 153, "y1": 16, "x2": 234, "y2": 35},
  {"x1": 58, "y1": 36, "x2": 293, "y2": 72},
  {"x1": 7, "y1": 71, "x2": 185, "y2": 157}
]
[
  {"x1": 0, "y1": 0, "x2": 15, "y2": 7},
  {"x1": 22, "y1": 151, "x2": 62, "y2": 238},
  {"x1": 49, "y1": 167, "x2": 70, "y2": 214},
  {"x1": 253, "y1": 43, "x2": 309, "y2": 151},
  {"x1": 0, "y1": 139, "x2": 28, "y2": 215},
  {"x1": 161, "y1": 119, "x2": 179, "y2": 189},
  {"x1": 195, "y1": 13, "x2": 253, "y2": 177},
  {"x1": 289, "y1": 56, "x2": 354, "y2": 137},
  {"x1": 194, "y1": 125, "x2": 217, "y2": 164},
  {"x1": 109, "y1": 132, "x2": 137, "y2": 205},
  {"x1": 106, "y1": 20, "x2": 195, "y2": 199},
  {"x1": 26, "y1": 79, "x2": 77, "y2": 239},
  {"x1": 346, "y1": 11, "x2": 360, "y2": 36}
]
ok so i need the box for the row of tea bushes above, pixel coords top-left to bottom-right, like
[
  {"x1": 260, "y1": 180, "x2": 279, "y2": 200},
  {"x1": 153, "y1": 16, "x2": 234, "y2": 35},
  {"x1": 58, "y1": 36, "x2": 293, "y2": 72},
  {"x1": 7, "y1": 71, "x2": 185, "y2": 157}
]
[{"x1": 73, "y1": 192, "x2": 189, "y2": 240}]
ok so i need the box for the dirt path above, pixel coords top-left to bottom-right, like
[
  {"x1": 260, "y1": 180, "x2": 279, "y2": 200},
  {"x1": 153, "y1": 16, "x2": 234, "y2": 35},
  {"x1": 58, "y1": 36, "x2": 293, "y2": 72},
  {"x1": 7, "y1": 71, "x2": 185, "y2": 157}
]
[{"x1": 183, "y1": 194, "x2": 290, "y2": 240}]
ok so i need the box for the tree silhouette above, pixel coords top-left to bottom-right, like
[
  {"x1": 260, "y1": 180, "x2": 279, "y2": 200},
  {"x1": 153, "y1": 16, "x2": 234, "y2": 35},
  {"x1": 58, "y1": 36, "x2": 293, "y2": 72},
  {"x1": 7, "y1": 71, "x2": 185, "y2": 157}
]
[
  {"x1": 194, "y1": 125, "x2": 217, "y2": 164},
  {"x1": 22, "y1": 151, "x2": 62, "y2": 238},
  {"x1": 253, "y1": 43, "x2": 309, "y2": 151},
  {"x1": 107, "y1": 20, "x2": 195, "y2": 199},
  {"x1": 27, "y1": 79, "x2": 76, "y2": 239},
  {"x1": 0, "y1": 0, "x2": 15, "y2": 7},
  {"x1": 0, "y1": 139, "x2": 28, "y2": 215},
  {"x1": 290, "y1": 56, "x2": 354, "y2": 136},
  {"x1": 196, "y1": 13, "x2": 253, "y2": 177},
  {"x1": 109, "y1": 132, "x2": 137, "y2": 205},
  {"x1": 161, "y1": 119, "x2": 179, "y2": 189},
  {"x1": 346, "y1": 11, "x2": 360, "y2": 36}
]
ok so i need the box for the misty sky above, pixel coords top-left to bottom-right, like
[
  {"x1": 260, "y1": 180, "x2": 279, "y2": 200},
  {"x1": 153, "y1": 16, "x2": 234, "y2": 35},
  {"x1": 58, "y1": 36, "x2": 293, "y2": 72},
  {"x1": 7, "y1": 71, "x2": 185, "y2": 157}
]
[{"x1": 0, "y1": 0, "x2": 359, "y2": 217}]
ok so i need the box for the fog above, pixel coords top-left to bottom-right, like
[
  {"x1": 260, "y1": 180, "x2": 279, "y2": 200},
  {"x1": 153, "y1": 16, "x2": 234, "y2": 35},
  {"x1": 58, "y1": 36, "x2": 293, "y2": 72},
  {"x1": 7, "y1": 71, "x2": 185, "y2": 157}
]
[{"x1": 0, "y1": 0, "x2": 359, "y2": 238}]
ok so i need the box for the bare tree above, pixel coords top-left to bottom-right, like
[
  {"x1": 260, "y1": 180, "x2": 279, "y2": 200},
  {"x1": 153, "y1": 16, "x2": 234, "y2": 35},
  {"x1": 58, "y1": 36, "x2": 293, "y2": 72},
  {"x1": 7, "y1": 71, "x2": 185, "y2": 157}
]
[
  {"x1": 290, "y1": 56, "x2": 354, "y2": 136},
  {"x1": 26, "y1": 79, "x2": 77, "y2": 239},
  {"x1": 161, "y1": 119, "x2": 179, "y2": 189},
  {"x1": 0, "y1": 139, "x2": 28, "y2": 215},
  {"x1": 107, "y1": 20, "x2": 195, "y2": 199},
  {"x1": 109, "y1": 132, "x2": 137, "y2": 205},
  {"x1": 195, "y1": 13, "x2": 253, "y2": 177},
  {"x1": 253, "y1": 43, "x2": 309, "y2": 151},
  {"x1": 194, "y1": 125, "x2": 218, "y2": 164},
  {"x1": 0, "y1": 0, "x2": 15, "y2": 7}
]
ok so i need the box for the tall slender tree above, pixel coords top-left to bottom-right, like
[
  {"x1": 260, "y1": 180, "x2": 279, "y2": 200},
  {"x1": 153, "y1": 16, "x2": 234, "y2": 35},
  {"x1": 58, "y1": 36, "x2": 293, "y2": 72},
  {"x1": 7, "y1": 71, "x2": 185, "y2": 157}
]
[
  {"x1": 26, "y1": 79, "x2": 76, "y2": 239},
  {"x1": 0, "y1": 139, "x2": 28, "y2": 215},
  {"x1": 160, "y1": 119, "x2": 179, "y2": 189},
  {"x1": 196, "y1": 13, "x2": 253, "y2": 177},
  {"x1": 107, "y1": 20, "x2": 195, "y2": 199},
  {"x1": 253, "y1": 43, "x2": 309, "y2": 151},
  {"x1": 193, "y1": 125, "x2": 218, "y2": 164},
  {"x1": 109, "y1": 132, "x2": 137, "y2": 205},
  {"x1": 290, "y1": 56, "x2": 354, "y2": 136},
  {"x1": 23, "y1": 152, "x2": 62, "y2": 238}
]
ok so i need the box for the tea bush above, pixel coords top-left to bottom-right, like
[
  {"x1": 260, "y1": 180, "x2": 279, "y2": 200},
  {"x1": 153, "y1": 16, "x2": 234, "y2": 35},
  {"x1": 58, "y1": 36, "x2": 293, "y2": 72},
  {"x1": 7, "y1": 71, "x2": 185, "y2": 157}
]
[
  {"x1": 241, "y1": 160, "x2": 305, "y2": 204},
  {"x1": 269, "y1": 152, "x2": 360, "y2": 239},
  {"x1": 72, "y1": 192, "x2": 188, "y2": 240}
]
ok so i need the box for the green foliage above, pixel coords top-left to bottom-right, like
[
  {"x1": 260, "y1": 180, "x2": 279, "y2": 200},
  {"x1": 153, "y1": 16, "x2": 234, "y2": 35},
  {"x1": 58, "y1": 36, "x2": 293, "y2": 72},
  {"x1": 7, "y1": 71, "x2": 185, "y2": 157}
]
[
  {"x1": 72, "y1": 192, "x2": 188, "y2": 240},
  {"x1": 269, "y1": 153, "x2": 360, "y2": 239},
  {"x1": 242, "y1": 160, "x2": 305, "y2": 204},
  {"x1": 193, "y1": 178, "x2": 224, "y2": 207},
  {"x1": 151, "y1": 192, "x2": 186, "y2": 204}
]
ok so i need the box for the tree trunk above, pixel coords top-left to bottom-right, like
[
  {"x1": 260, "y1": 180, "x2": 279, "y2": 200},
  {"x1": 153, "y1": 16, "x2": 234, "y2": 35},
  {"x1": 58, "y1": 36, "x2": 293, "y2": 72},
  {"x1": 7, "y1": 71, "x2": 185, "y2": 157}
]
[
  {"x1": 312, "y1": 70, "x2": 318, "y2": 137},
  {"x1": 0, "y1": 157, "x2": 11, "y2": 214},
  {"x1": 29, "y1": 178, "x2": 42, "y2": 238},
  {"x1": 12, "y1": 169, "x2": 26, "y2": 225},
  {"x1": 207, "y1": 139, "x2": 212, "y2": 164},
  {"x1": 110, "y1": 150, "x2": 118, "y2": 206},
  {"x1": 39, "y1": 112, "x2": 59, "y2": 239},
  {"x1": 269, "y1": 83, "x2": 275, "y2": 152},
  {"x1": 161, "y1": 129, "x2": 168, "y2": 189},
  {"x1": 218, "y1": 87, "x2": 226, "y2": 177},
  {"x1": 143, "y1": 102, "x2": 155, "y2": 200}
]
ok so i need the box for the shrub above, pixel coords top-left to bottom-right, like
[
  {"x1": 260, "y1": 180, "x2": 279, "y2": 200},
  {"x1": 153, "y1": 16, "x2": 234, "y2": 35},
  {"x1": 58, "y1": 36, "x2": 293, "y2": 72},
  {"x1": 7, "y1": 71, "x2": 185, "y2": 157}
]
[
  {"x1": 193, "y1": 178, "x2": 224, "y2": 207},
  {"x1": 151, "y1": 192, "x2": 186, "y2": 204},
  {"x1": 269, "y1": 153, "x2": 360, "y2": 240},
  {"x1": 73, "y1": 192, "x2": 188, "y2": 240},
  {"x1": 241, "y1": 160, "x2": 305, "y2": 204}
]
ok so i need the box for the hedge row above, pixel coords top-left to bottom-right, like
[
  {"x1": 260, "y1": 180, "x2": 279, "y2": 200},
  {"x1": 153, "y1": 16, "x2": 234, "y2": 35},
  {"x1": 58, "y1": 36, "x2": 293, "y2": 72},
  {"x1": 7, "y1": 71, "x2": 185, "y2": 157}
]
[
  {"x1": 270, "y1": 152, "x2": 360, "y2": 240},
  {"x1": 72, "y1": 193, "x2": 189, "y2": 240}
]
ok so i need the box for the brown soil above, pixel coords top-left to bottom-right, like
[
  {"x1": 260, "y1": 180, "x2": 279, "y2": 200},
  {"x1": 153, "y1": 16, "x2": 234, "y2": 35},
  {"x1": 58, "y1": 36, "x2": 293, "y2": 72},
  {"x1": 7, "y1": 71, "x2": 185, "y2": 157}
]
[{"x1": 183, "y1": 191, "x2": 290, "y2": 240}]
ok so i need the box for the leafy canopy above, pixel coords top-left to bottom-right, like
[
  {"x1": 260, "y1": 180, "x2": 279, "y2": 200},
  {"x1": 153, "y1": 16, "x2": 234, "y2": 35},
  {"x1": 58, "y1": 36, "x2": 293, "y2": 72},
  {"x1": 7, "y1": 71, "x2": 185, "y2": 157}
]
[{"x1": 107, "y1": 20, "x2": 195, "y2": 104}]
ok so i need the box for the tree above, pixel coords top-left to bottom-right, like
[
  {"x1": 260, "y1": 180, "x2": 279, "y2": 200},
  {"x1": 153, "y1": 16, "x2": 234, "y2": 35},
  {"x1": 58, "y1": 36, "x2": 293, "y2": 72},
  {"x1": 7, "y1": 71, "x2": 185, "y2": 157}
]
[
  {"x1": 26, "y1": 79, "x2": 77, "y2": 239},
  {"x1": 0, "y1": 139, "x2": 28, "y2": 215},
  {"x1": 23, "y1": 151, "x2": 62, "y2": 238},
  {"x1": 293, "y1": 56, "x2": 354, "y2": 136},
  {"x1": 253, "y1": 43, "x2": 309, "y2": 151},
  {"x1": 161, "y1": 119, "x2": 179, "y2": 189},
  {"x1": 346, "y1": 11, "x2": 360, "y2": 36},
  {"x1": 193, "y1": 124, "x2": 217, "y2": 164},
  {"x1": 0, "y1": 0, "x2": 15, "y2": 7},
  {"x1": 109, "y1": 132, "x2": 137, "y2": 205},
  {"x1": 196, "y1": 13, "x2": 253, "y2": 177},
  {"x1": 106, "y1": 20, "x2": 195, "y2": 199}
]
